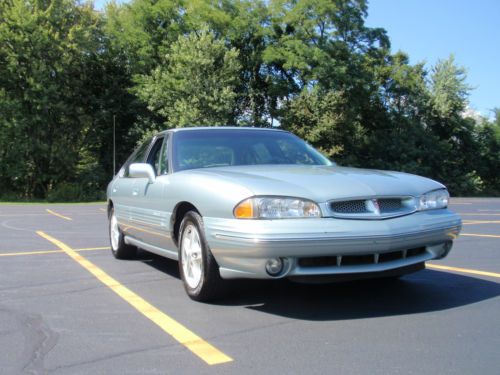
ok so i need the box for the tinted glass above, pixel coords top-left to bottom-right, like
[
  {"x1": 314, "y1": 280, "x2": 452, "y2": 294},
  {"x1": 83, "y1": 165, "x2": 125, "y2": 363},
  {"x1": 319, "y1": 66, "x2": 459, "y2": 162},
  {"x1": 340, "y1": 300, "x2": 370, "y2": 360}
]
[
  {"x1": 159, "y1": 135, "x2": 169, "y2": 175},
  {"x1": 147, "y1": 137, "x2": 164, "y2": 175},
  {"x1": 172, "y1": 129, "x2": 331, "y2": 172},
  {"x1": 120, "y1": 138, "x2": 152, "y2": 177}
]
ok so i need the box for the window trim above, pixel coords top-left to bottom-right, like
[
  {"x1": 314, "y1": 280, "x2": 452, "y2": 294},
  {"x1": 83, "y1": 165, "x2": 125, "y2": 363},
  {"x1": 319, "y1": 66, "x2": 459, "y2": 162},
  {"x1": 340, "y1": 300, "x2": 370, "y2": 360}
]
[{"x1": 146, "y1": 135, "x2": 165, "y2": 176}]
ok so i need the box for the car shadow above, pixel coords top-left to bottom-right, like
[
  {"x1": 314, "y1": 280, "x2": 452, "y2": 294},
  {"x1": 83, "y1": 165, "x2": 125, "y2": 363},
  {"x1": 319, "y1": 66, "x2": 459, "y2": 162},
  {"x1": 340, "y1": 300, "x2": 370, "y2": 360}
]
[
  {"x1": 140, "y1": 252, "x2": 500, "y2": 321},
  {"x1": 137, "y1": 250, "x2": 180, "y2": 278},
  {"x1": 220, "y1": 270, "x2": 500, "y2": 321}
]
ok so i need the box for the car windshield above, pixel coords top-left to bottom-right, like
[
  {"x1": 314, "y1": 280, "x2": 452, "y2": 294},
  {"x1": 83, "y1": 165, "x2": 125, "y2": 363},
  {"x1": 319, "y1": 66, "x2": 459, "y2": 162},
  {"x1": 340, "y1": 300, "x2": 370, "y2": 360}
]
[{"x1": 172, "y1": 129, "x2": 332, "y2": 172}]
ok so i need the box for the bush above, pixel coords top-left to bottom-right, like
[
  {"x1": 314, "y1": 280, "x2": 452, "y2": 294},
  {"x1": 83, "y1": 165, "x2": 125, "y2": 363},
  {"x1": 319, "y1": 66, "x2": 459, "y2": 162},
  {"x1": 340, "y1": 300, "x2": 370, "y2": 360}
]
[
  {"x1": 47, "y1": 183, "x2": 105, "y2": 202},
  {"x1": 0, "y1": 190, "x2": 24, "y2": 201},
  {"x1": 47, "y1": 183, "x2": 82, "y2": 202}
]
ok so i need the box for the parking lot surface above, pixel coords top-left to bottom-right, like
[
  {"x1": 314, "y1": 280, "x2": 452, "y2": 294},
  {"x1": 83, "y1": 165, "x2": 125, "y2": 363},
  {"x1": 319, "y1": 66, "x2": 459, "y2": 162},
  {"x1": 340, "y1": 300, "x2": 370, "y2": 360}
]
[{"x1": 1, "y1": 199, "x2": 499, "y2": 374}]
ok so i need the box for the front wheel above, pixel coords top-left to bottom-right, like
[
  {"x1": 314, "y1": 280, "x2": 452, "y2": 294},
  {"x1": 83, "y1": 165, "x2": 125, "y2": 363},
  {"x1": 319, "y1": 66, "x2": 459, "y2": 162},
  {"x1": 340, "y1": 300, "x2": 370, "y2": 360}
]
[
  {"x1": 109, "y1": 207, "x2": 136, "y2": 259},
  {"x1": 179, "y1": 211, "x2": 224, "y2": 301}
]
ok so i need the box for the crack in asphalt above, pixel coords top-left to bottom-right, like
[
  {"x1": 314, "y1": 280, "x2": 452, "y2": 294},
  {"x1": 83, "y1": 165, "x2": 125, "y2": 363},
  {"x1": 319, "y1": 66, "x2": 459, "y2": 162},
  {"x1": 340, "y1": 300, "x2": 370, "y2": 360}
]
[
  {"x1": 205, "y1": 318, "x2": 294, "y2": 342},
  {"x1": 0, "y1": 276, "x2": 179, "y2": 305},
  {"x1": 0, "y1": 307, "x2": 59, "y2": 375},
  {"x1": 0, "y1": 276, "x2": 97, "y2": 293},
  {"x1": 47, "y1": 343, "x2": 173, "y2": 373}
]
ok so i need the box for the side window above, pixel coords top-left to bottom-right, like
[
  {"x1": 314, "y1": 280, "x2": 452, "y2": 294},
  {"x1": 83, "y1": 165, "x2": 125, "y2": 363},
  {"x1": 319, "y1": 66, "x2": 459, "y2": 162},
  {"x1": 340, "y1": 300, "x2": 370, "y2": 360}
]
[
  {"x1": 159, "y1": 135, "x2": 169, "y2": 175},
  {"x1": 146, "y1": 137, "x2": 165, "y2": 176},
  {"x1": 122, "y1": 138, "x2": 152, "y2": 177}
]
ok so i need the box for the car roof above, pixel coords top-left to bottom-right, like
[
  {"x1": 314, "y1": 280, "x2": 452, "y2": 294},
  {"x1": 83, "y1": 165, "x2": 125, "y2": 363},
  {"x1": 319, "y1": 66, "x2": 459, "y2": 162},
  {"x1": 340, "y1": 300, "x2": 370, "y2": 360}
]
[{"x1": 157, "y1": 126, "x2": 287, "y2": 136}]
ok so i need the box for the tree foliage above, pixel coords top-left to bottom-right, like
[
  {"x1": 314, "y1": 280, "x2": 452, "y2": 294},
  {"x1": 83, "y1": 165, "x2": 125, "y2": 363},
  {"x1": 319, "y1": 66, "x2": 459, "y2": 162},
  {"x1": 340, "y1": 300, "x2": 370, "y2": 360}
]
[
  {"x1": 135, "y1": 29, "x2": 241, "y2": 128},
  {"x1": 0, "y1": 0, "x2": 498, "y2": 200}
]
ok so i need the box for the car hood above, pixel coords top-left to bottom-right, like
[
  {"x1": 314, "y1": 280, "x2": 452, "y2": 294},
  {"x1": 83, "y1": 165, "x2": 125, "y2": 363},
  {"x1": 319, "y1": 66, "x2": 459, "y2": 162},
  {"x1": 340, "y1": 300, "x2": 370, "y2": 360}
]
[{"x1": 187, "y1": 165, "x2": 444, "y2": 202}]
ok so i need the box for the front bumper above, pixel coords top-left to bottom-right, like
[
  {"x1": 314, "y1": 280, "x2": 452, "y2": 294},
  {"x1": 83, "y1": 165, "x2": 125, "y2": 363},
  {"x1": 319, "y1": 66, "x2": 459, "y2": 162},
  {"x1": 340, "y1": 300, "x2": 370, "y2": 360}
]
[{"x1": 204, "y1": 209, "x2": 462, "y2": 279}]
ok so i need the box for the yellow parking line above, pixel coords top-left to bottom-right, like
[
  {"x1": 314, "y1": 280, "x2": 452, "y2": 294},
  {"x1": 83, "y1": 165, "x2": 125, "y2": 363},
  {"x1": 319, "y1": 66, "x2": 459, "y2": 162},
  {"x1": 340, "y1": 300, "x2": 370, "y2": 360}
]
[
  {"x1": 0, "y1": 246, "x2": 110, "y2": 257},
  {"x1": 99, "y1": 208, "x2": 106, "y2": 212},
  {"x1": 461, "y1": 233, "x2": 500, "y2": 239},
  {"x1": 463, "y1": 220, "x2": 500, "y2": 225},
  {"x1": 0, "y1": 249, "x2": 63, "y2": 257},
  {"x1": 77, "y1": 246, "x2": 110, "y2": 251},
  {"x1": 46, "y1": 209, "x2": 72, "y2": 221},
  {"x1": 36, "y1": 231, "x2": 232, "y2": 365},
  {"x1": 427, "y1": 264, "x2": 500, "y2": 279},
  {"x1": 458, "y1": 213, "x2": 500, "y2": 216}
]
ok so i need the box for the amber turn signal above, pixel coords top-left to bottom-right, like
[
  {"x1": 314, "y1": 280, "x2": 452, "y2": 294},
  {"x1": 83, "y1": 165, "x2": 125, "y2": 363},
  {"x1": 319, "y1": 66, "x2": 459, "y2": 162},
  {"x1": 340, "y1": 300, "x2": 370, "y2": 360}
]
[{"x1": 233, "y1": 199, "x2": 254, "y2": 219}]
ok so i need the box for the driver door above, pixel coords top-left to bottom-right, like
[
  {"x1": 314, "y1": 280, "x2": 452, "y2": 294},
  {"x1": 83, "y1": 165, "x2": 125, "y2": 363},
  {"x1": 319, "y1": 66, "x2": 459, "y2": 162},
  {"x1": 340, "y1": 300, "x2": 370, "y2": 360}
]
[{"x1": 130, "y1": 135, "x2": 174, "y2": 250}]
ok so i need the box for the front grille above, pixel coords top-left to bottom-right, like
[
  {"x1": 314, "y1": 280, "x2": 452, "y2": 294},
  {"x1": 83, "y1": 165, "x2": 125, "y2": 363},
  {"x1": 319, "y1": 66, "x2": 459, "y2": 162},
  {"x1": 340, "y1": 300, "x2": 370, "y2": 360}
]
[
  {"x1": 298, "y1": 248, "x2": 426, "y2": 268},
  {"x1": 328, "y1": 196, "x2": 415, "y2": 219},
  {"x1": 378, "y1": 198, "x2": 403, "y2": 212},
  {"x1": 330, "y1": 200, "x2": 368, "y2": 214}
]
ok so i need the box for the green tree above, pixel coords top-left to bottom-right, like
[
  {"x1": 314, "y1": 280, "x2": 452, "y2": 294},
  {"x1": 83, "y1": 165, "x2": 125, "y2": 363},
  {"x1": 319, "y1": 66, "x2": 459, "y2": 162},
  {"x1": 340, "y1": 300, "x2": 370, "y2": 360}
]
[
  {"x1": 430, "y1": 55, "x2": 471, "y2": 119},
  {"x1": 103, "y1": 0, "x2": 186, "y2": 75},
  {"x1": 475, "y1": 110, "x2": 500, "y2": 195},
  {"x1": 423, "y1": 56, "x2": 480, "y2": 194},
  {"x1": 135, "y1": 29, "x2": 241, "y2": 128},
  {"x1": 0, "y1": 0, "x2": 104, "y2": 197}
]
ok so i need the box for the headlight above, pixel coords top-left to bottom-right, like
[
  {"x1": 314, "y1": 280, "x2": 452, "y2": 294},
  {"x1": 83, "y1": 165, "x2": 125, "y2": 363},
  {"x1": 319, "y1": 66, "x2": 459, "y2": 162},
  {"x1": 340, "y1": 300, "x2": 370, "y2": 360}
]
[
  {"x1": 234, "y1": 197, "x2": 321, "y2": 219},
  {"x1": 418, "y1": 189, "x2": 449, "y2": 211}
]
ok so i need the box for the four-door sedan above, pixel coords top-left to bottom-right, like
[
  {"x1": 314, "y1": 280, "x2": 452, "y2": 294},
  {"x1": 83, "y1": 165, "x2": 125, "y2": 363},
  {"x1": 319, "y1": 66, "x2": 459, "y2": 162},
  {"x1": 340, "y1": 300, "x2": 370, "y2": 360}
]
[{"x1": 107, "y1": 127, "x2": 462, "y2": 301}]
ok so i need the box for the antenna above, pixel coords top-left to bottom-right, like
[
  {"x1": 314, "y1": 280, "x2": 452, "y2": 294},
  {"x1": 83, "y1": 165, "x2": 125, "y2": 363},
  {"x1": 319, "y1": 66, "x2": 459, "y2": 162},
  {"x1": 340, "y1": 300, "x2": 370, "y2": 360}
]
[{"x1": 113, "y1": 115, "x2": 116, "y2": 176}]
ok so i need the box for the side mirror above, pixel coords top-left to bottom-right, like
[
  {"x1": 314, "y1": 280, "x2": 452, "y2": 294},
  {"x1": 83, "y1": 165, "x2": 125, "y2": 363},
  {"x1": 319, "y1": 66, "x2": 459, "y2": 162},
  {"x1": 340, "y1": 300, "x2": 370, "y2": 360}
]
[{"x1": 129, "y1": 163, "x2": 156, "y2": 183}]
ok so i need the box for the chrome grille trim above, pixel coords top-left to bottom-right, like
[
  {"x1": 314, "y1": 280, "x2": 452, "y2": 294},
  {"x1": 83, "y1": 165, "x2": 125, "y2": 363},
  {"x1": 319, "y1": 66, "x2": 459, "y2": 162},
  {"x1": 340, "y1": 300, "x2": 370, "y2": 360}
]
[{"x1": 328, "y1": 196, "x2": 416, "y2": 219}]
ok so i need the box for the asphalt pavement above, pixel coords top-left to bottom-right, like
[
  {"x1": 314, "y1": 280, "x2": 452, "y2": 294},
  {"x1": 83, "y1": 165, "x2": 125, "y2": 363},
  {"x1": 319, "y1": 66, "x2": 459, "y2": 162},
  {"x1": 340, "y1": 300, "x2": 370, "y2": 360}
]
[{"x1": 0, "y1": 199, "x2": 499, "y2": 374}]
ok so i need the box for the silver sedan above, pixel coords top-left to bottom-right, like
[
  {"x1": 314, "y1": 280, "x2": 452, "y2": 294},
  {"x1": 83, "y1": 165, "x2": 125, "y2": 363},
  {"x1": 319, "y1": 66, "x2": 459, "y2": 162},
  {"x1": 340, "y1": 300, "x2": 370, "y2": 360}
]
[{"x1": 107, "y1": 127, "x2": 462, "y2": 301}]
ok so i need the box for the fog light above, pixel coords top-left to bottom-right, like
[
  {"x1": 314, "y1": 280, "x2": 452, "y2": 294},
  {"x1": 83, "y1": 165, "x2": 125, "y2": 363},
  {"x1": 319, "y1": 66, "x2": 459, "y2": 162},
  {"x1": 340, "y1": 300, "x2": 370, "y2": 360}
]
[
  {"x1": 265, "y1": 258, "x2": 284, "y2": 276},
  {"x1": 440, "y1": 240, "x2": 453, "y2": 259}
]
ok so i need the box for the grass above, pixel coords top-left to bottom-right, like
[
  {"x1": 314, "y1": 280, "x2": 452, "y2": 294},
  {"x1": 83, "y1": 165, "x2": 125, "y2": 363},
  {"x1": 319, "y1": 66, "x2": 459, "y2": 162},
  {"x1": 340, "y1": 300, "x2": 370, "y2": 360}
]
[{"x1": 0, "y1": 200, "x2": 106, "y2": 205}]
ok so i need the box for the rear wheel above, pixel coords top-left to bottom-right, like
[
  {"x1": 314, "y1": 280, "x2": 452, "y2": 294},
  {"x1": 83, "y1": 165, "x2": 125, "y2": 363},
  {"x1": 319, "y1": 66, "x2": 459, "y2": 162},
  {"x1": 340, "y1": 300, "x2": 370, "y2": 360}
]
[
  {"x1": 109, "y1": 207, "x2": 136, "y2": 259},
  {"x1": 179, "y1": 211, "x2": 224, "y2": 301}
]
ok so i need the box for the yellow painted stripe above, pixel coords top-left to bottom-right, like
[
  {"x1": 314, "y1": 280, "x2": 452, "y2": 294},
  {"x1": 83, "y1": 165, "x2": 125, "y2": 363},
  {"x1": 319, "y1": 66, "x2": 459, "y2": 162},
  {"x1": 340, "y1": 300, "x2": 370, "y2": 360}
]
[
  {"x1": 461, "y1": 233, "x2": 500, "y2": 239},
  {"x1": 458, "y1": 213, "x2": 500, "y2": 216},
  {"x1": 36, "y1": 231, "x2": 232, "y2": 365},
  {"x1": 99, "y1": 208, "x2": 106, "y2": 212},
  {"x1": 46, "y1": 209, "x2": 72, "y2": 221},
  {"x1": 427, "y1": 263, "x2": 500, "y2": 279},
  {"x1": 76, "y1": 246, "x2": 110, "y2": 252},
  {"x1": 0, "y1": 246, "x2": 110, "y2": 257},
  {"x1": 0, "y1": 249, "x2": 63, "y2": 257},
  {"x1": 463, "y1": 220, "x2": 500, "y2": 225}
]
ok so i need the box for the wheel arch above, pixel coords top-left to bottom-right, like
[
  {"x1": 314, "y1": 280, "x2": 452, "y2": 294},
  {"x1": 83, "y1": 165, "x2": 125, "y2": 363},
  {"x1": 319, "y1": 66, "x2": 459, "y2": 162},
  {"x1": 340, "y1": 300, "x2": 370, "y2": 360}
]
[{"x1": 171, "y1": 201, "x2": 200, "y2": 247}]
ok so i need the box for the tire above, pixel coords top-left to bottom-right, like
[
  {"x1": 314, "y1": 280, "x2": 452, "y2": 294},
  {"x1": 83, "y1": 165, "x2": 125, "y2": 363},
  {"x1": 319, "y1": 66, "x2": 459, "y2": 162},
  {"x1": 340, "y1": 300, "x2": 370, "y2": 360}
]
[
  {"x1": 178, "y1": 211, "x2": 224, "y2": 301},
  {"x1": 109, "y1": 207, "x2": 137, "y2": 259}
]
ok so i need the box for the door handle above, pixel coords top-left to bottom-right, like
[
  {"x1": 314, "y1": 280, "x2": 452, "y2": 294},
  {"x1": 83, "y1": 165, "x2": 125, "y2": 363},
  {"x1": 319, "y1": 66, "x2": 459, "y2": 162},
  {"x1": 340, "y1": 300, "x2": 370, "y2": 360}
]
[{"x1": 132, "y1": 188, "x2": 139, "y2": 196}]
